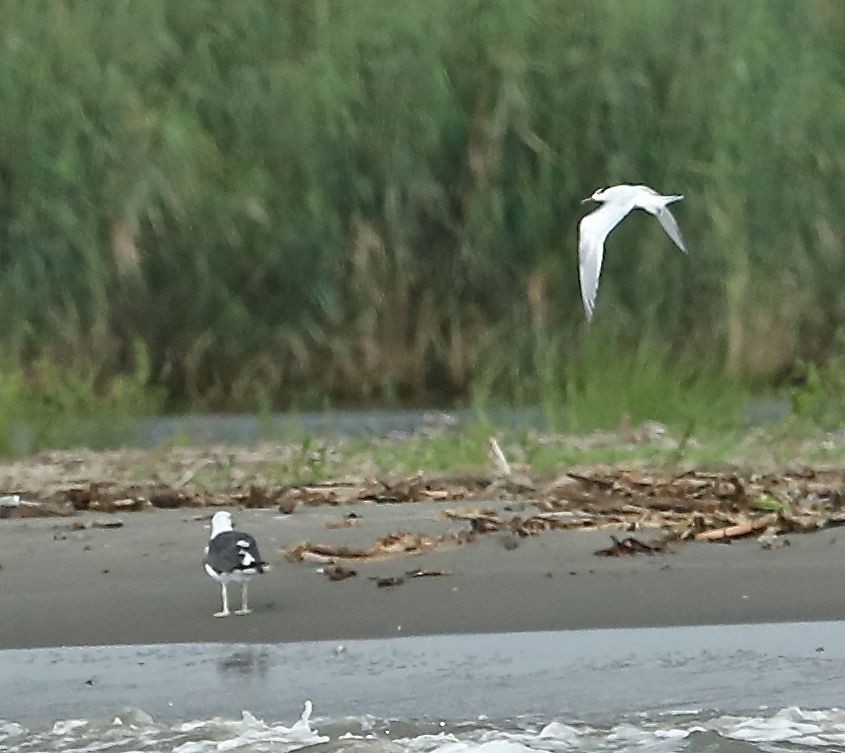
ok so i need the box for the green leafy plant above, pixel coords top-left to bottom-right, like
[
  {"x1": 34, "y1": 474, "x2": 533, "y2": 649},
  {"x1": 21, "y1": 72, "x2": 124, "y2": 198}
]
[
  {"x1": 0, "y1": 344, "x2": 163, "y2": 456},
  {"x1": 0, "y1": 0, "x2": 841, "y2": 411}
]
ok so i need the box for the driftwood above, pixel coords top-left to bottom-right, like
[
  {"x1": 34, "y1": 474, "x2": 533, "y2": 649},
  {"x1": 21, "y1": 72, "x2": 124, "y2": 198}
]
[
  {"x1": 694, "y1": 513, "x2": 779, "y2": 541},
  {"x1": 284, "y1": 530, "x2": 465, "y2": 564}
]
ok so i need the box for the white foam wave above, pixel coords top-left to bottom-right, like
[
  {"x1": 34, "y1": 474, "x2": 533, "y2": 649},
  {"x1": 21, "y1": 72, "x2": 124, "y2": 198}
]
[
  {"x1": 4, "y1": 704, "x2": 845, "y2": 753},
  {"x1": 394, "y1": 707, "x2": 845, "y2": 753},
  {"x1": 172, "y1": 700, "x2": 328, "y2": 753},
  {"x1": 708, "y1": 706, "x2": 845, "y2": 746},
  {"x1": 0, "y1": 701, "x2": 326, "y2": 753}
]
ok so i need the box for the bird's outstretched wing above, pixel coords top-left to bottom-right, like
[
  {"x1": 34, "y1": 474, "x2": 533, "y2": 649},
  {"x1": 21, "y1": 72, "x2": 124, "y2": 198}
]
[
  {"x1": 655, "y1": 206, "x2": 687, "y2": 253},
  {"x1": 578, "y1": 201, "x2": 634, "y2": 320}
]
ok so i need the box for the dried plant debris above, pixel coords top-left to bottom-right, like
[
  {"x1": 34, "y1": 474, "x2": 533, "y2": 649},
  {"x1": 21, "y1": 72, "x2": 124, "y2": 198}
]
[
  {"x1": 758, "y1": 527, "x2": 791, "y2": 550},
  {"x1": 284, "y1": 531, "x2": 463, "y2": 564},
  {"x1": 537, "y1": 467, "x2": 845, "y2": 546},
  {"x1": 323, "y1": 565, "x2": 357, "y2": 581},
  {"x1": 369, "y1": 569, "x2": 450, "y2": 588},
  {"x1": 442, "y1": 466, "x2": 845, "y2": 551},
  {"x1": 404, "y1": 568, "x2": 450, "y2": 578},
  {"x1": 326, "y1": 512, "x2": 360, "y2": 529},
  {"x1": 92, "y1": 519, "x2": 124, "y2": 529},
  {"x1": 0, "y1": 484, "x2": 199, "y2": 518},
  {"x1": 0, "y1": 495, "x2": 73, "y2": 519},
  {"x1": 2, "y1": 457, "x2": 844, "y2": 553},
  {"x1": 693, "y1": 513, "x2": 778, "y2": 541},
  {"x1": 443, "y1": 507, "x2": 600, "y2": 536},
  {"x1": 594, "y1": 535, "x2": 670, "y2": 557},
  {"x1": 278, "y1": 494, "x2": 299, "y2": 515},
  {"x1": 275, "y1": 475, "x2": 472, "y2": 507},
  {"x1": 372, "y1": 576, "x2": 405, "y2": 588}
]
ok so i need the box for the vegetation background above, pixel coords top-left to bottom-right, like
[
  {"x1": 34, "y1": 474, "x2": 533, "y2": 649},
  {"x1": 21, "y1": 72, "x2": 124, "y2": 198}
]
[{"x1": 0, "y1": 0, "x2": 844, "y2": 450}]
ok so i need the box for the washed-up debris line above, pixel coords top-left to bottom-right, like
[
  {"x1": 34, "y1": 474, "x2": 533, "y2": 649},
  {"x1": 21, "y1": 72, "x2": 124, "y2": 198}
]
[
  {"x1": 284, "y1": 468, "x2": 844, "y2": 564},
  {"x1": 3, "y1": 466, "x2": 844, "y2": 548},
  {"x1": 540, "y1": 467, "x2": 845, "y2": 544},
  {"x1": 0, "y1": 485, "x2": 197, "y2": 519}
]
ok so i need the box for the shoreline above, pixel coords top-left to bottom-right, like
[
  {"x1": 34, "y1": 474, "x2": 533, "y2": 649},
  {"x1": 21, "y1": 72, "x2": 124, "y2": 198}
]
[
  {"x1": 5, "y1": 622, "x2": 845, "y2": 724},
  {"x1": 2, "y1": 503, "x2": 845, "y2": 650}
]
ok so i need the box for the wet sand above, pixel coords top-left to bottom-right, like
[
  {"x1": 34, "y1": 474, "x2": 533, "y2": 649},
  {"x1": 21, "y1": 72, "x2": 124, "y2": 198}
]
[
  {"x1": 2, "y1": 503, "x2": 845, "y2": 649},
  {"x1": 5, "y1": 623, "x2": 845, "y2": 724}
]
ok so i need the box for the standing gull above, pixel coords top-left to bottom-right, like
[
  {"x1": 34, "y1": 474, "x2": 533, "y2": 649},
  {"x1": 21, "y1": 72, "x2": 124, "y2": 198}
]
[
  {"x1": 578, "y1": 184, "x2": 688, "y2": 320},
  {"x1": 204, "y1": 511, "x2": 268, "y2": 617}
]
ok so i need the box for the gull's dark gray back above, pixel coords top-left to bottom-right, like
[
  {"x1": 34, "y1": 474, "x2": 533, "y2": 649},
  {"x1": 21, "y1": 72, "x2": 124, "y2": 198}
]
[{"x1": 206, "y1": 530, "x2": 266, "y2": 574}]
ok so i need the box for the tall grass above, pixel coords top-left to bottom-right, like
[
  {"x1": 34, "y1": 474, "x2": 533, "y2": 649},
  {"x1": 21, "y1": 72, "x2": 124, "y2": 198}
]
[
  {"x1": 0, "y1": 345, "x2": 163, "y2": 454},
  {"x1": 0, "y1": 0, "x2": 843, "y2": 411}
]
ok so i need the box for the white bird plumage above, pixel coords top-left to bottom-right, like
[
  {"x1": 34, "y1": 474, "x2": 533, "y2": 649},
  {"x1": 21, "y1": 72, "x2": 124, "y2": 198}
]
[
  {"x1": 204, "y1": 510, "x2": 267, "y2": 618},
  {"x1": 578, "y1": 184, "x2": 688, "y2": 320}
]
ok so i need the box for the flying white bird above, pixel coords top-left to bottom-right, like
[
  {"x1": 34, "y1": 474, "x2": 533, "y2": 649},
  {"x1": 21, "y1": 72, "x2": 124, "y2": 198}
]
[{"x1": 578, "y1": 184, "x2": 688, "y2": 320}]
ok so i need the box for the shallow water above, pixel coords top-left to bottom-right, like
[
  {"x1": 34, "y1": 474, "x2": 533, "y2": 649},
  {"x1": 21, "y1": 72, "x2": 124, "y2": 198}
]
[
  {"x1": 4, "y1": 623, "x2": 845, "y2": 753},
  {"x1": 130, "y1": 402, "x2": 790, "y2": 446},
  {"x1": 6, "y1": 624, "x2": 845, "y2": 724},
  {"x1": 4, "y1": 703, "x2": 845, "y2": 753}
]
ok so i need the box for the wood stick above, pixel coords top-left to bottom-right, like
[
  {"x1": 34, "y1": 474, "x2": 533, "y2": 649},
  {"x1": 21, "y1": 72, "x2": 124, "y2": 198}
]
[
  {"x1": 488, "y1": 437, "x2": 511, "y2": 477},
  {"x1": 694, "y1": 513, "x2": 778, "y2": 541}
]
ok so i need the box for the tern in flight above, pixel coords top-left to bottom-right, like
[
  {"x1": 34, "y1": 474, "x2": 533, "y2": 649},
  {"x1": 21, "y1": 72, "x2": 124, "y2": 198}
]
[{"x1": 578, "y1": 184, "x2": 687, "y2": 320}]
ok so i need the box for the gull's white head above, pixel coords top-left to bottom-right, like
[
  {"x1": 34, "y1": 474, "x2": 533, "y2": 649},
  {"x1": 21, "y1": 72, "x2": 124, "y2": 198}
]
[
  {"x1": 581, "y1": 187, "x2": 608, "y2": 204},
  {"x1": 210, "y1": 510, "x2": 234, "y2": 537}
]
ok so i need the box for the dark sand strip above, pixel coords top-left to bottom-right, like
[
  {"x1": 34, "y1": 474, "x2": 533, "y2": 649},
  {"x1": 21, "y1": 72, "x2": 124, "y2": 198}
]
[{"x1": 1, "y1": 505, "x2": 844, "y2": 650}]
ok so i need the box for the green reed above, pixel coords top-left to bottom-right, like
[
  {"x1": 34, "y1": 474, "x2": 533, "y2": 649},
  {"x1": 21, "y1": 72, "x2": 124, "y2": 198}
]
[{"x1": 0, "y1": 0, "x2": 843, "y2": 416}]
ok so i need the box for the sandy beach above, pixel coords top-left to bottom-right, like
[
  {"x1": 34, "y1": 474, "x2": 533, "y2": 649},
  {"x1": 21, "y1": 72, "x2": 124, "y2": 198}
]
[{"x1": 2, "y1": 501, "x2": 845, "y2": 650}]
